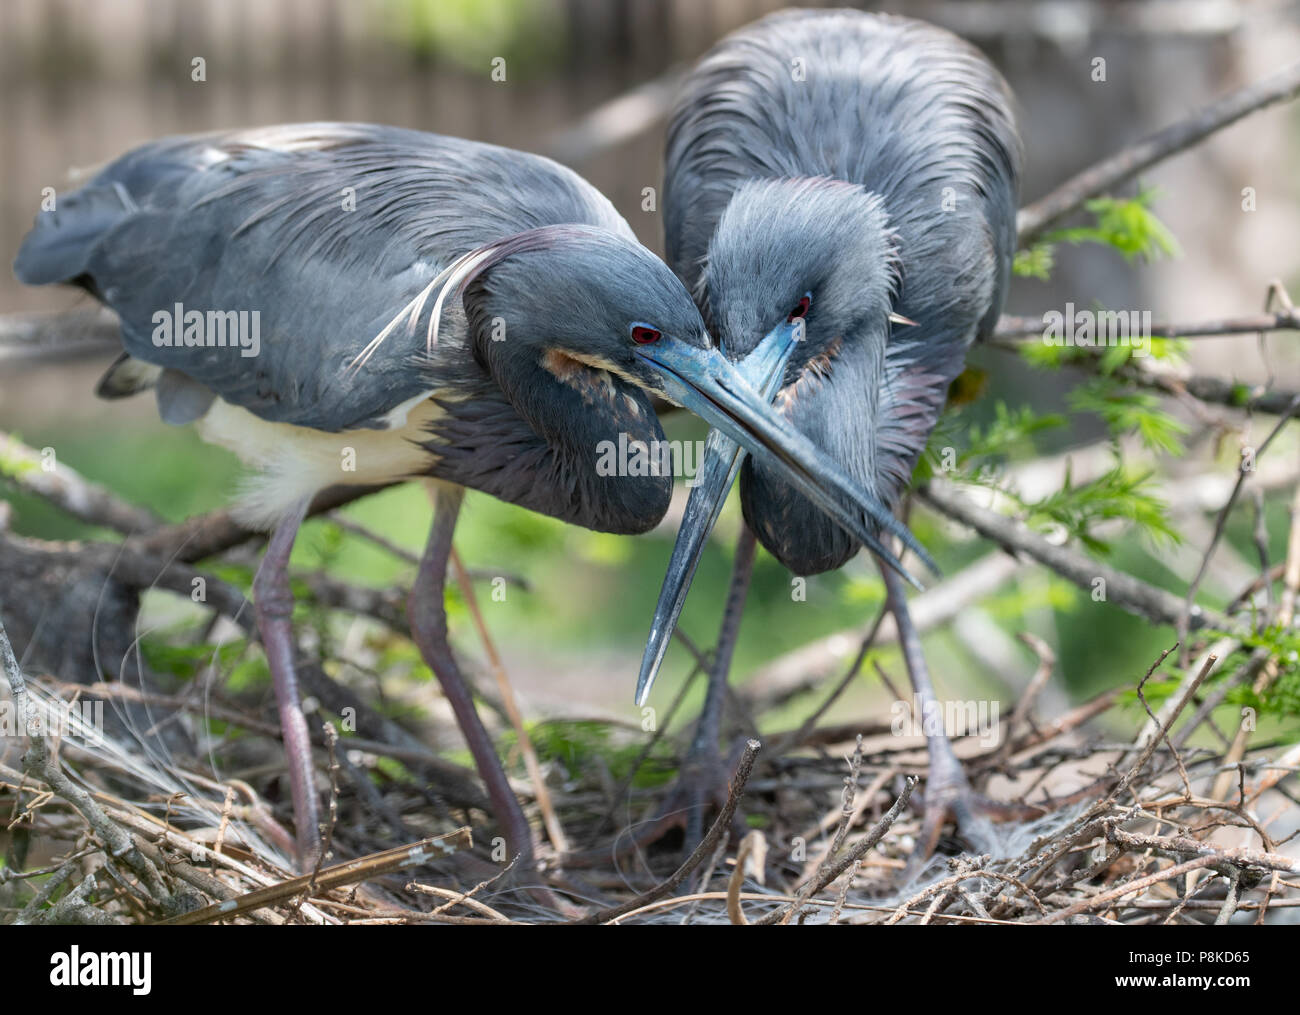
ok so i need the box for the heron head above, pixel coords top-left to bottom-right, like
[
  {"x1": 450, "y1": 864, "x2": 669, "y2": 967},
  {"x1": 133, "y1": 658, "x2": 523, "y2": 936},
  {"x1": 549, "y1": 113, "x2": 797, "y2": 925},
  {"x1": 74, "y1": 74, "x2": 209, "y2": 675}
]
[
  {"x1": 634, "y1": 179, "x2": 935, "y2": 705},
  {"x1": 454, "y1": 224, "x2": 715, "y2": 398},
  {"x1": 702, "y1": 176, "x2": 901, "y2": 363},
  {"x1": 438, "y1": 224, "x2": 927, "y2": 673}
]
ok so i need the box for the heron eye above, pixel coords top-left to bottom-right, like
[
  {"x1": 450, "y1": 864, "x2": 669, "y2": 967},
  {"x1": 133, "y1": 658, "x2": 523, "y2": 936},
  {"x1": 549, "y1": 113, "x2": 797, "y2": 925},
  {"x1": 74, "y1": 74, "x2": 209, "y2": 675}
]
[
  {"x1": 631, "y1": 325, "x2": 661, "y2": 345},
  {"x1": 788, "y1": 293, "x2": 812, "y2": 322}
]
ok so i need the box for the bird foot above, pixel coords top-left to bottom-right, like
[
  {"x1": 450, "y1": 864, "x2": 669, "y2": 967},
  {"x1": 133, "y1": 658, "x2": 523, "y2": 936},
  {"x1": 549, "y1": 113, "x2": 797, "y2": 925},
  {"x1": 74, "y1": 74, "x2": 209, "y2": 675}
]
[
  {"x1": 564, "y1": 740, "x2": 747, "y2": 867},
  {"x1": 903, "y1": 764, "x2": 998, "y2": 881},
  {"x1": 637, "y1": 740, "x2": 749, "y2": 857}
]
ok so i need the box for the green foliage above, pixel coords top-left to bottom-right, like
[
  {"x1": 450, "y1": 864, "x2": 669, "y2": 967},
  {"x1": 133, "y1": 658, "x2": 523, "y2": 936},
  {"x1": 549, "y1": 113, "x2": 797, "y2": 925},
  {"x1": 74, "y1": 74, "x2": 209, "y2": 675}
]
[
  {"x1": 0, "y1": 438, "x2": 40, "y2": 480},
  {"x1": 1047, "y1": 188, "x2": 1181, "y2": 263},
  {"x1": 962, "y1": 402, "x2": 1068, "y2": 469},
  {"x1": 925, "y1": 397, "x2": 1180, "y2": 552},
  {"x1": 1021, "y1": 325, "x2": 1188, "y2": 375},
  {"x1": 140, "y1": 638, "x2": 245, "y2": 681},
  {"x1": 227, "y1": 655, "x2": 271, "y2": 694},
  {"x1": 1014, "y1": 186, "x2": 1179, "y2": 282},
  {"x1": 1023, "y1": 463, "x2": 1180, "y2": 553},
  {"x1": 1005, "y1": 189, "x2": 1191, "y2": 461},
  {"x1": 1013, "y1": 243, "x2": 1055, "y2": 279},
  {"x1": 382, "y1": 0, "x2": 565, "y2": 73},
  {"x1": 918, "y1": 401, "x2": 1065, "y2": 484},
  {"x1": 981, "y1": 576, "x2": 1079, "y2": 620},
  {"x1": 1124, "y1": 629, "x2": 1300, "y2": 730},
  {"x1": 1226, "y1": 627, "x2": 1300, "y2": 719},
  {"x1": 515, "y1": 719, "x2": 676, "y2": 788},
  {"x1": 1068, "y1": 378, "x2": 1189, "y2": 456},
  {"x1": 208, "y1": 562, "x2": 256, "y2": 590}
]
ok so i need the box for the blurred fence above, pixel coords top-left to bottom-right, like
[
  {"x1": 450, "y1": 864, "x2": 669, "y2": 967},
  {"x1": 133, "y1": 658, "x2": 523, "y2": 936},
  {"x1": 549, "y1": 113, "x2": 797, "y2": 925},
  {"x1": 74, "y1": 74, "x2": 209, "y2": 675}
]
[
  {"x1": 0, "y1": 0, "x2": 809, "y2": 312},
  {"x1": 1, "y1": 0, "x2": 1295, "y2": 336}
]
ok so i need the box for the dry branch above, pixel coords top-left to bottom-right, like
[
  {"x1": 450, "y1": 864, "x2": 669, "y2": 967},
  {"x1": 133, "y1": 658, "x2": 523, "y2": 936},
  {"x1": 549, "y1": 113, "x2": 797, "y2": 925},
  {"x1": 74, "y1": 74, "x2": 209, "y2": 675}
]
[
  {"x1": 1018, "y1": 59, "x2": 1300, "y2": 242},
  {"x1": 0, "y1": 618, "x2": 180, "y2": 915},
  {"x1": 157, "y1": 828, "x2": 473, "y2": 925},
  {"x1": 918, "y1": 480, "x2": 1241, "y2": 634},
  {"x1": 572, "y1": 739, "x2": 761, "y2": 925}
]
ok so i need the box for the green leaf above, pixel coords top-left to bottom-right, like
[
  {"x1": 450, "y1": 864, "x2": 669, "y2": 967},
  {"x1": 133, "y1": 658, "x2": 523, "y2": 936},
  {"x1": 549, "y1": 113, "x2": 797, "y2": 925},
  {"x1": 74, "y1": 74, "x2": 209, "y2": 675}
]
[
  {"x1": 1013, "y1": 185, "x2": 1180, "y2": 285},
  {"x1": 140, "y1": 639, "x2": 245, "y2": 680},
  {"x1": 1013, "y1": 243, "x2": 1055, "y2": 280},
  {"x1": 1025, "y1": 463, "x2": 1182, "y2": 551},
  {"x1": 1068, "y1": 378, "x2": 1189, "y2": 456},
  {"x1": 1044, "y1": 186, "x2": 1181, "y2": 263}
]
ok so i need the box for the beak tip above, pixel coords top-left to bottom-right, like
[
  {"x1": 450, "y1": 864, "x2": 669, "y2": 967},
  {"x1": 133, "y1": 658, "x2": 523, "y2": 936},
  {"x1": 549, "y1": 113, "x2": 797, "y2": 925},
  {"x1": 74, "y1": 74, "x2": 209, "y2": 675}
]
[{"x1": 634, "y1": 666, "x2": 656, "y2": 707}]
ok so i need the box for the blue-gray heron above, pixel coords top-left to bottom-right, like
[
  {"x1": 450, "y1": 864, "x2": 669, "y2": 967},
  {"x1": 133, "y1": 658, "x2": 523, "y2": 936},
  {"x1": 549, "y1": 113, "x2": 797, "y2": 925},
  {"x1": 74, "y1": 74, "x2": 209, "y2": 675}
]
[
  {"x1": 637, "y1": 10, "x2": 1022, "y2": 858},
  {"x1": 14, "y1": 122, "x2": 911, "y2": 872}
]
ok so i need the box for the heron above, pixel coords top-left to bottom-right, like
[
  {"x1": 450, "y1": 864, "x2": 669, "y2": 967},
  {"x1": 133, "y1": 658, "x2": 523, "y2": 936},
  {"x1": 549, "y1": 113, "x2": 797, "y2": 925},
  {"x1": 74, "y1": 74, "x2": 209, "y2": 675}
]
[
  {"x1": 636, "y1": 10, "x2": 1022, "y2": 859},
  {"x1": 14, "y1": 122, "x2": 914, "y2": 872}
]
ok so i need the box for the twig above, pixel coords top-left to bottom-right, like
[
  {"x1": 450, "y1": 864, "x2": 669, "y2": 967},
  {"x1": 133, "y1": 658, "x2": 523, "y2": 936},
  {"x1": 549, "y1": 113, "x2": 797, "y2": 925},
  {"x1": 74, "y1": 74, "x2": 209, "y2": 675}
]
[
  {"x1": 991, "y1": 309, "x2": 1300, "y2": 342},
  {"x1": 1105, "y1": 653, "x2": 1217, "y2": 809},
  {"x1": 406, "y1": 865, "x2": 516, "y2": 922},
  {"x1": 0, "y1": 431, "x2": 161, "y2": 534},
  {"x1": 0, "y1": 308, "x2": 120, "y2": 363},
  {"x1": 725, "y1": 830, "x2": 766, "y2": 926},
  {"x1": 544, "y1": 66, "x2": 685, "y2": 164},
  {"x1": 745, "y1": 552, "x2": 1023, "y2": 710},
  {"x1": 448, "y1": 546, "x2": 567, "y2": 856},
  {"x1": 0, "y1": 617, "x2": 176, "y2": 912},
  {"x1": 1217, "y1": 867, "x2": 1243, "y2": 925},
  {"x1": 770, "y1": 611, "x2": 887, "y2": 756},
  {"x1": 1179, "y1": 395, "x2": 1300, "y2": 654},
  {"x1": 998, "y1": 632, "x2": 1057, "y2": 761},
  {"x1": 918, "y1": 481, "x2": 1240, "y2": 634},
  {"x1": 1107, "y1": 826, "x2": 1300, "y2": 875},
  {"x1": 1212, "y1": 481, "x2": 1300, "y2": 800},
  {"x1": 1035, "y1": 855, "x2": 1221, "y2": 924},
  {"x1": 780, "y1": 737, "x2": 866, "y2": 925},
  {"x1": 155, "y1": 828, "x2": 473, "y2": 925},
  {"x1": 754, "y1": 777, "x2": 916, "y2": 926},
  {"x1": 572, "y1": 740, "x2": 761, "y2": 925},
  {"x1": 1017, "y1": 59, "x2": 1300, "y2": 242},
  {"x1": 13, "y1": 862, "x2": 76, "y2": 924}
]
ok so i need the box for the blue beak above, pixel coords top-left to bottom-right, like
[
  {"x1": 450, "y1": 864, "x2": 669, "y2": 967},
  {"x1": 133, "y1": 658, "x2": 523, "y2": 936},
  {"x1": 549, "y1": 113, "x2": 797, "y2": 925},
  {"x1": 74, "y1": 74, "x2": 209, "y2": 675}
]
[{"x1": 633, "y1": 322, "x2": 935, "y2": 705}]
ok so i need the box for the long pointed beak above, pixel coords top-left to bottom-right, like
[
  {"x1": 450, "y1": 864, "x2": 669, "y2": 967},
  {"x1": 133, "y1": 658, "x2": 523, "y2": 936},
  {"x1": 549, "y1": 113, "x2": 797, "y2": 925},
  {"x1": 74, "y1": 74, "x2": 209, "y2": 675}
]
[
  {"x1": 633, "y1": 324, "x2": 935, "y2": 706},
  {"x1": 633, "y1": 325, "x2": 791, "y2": 704}
]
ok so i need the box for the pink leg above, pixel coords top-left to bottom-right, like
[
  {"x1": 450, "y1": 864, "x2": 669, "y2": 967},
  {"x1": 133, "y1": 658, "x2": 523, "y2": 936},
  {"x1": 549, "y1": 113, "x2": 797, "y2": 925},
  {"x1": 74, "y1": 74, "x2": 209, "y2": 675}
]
[
  {"x1": 253, "y1": 499, "x2": 321, "y2": 870},
  {"x1": 407, "y1": 485, "x2": 535, "y2": 870},
  {"x1": 880, "y1": 562, "x2": 992, "y2": 871}
]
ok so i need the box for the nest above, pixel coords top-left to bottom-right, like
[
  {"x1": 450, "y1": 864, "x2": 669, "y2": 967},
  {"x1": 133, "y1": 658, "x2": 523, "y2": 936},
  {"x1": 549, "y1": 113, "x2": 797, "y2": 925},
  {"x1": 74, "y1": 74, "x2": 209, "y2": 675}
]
[{"x1": 4, "y1": 632, "x2": 1298, "y2": 926}]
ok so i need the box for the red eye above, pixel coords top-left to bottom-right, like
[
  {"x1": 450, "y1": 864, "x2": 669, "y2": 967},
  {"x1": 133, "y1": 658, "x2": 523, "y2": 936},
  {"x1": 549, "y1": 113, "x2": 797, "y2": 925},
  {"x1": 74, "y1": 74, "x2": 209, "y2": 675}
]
[
  {"x1": 788, "y1": 294, "x2": 811, "y2": 322},
  {"x1": 631, "y1": 325, "x2": 661, "y2": 344}
]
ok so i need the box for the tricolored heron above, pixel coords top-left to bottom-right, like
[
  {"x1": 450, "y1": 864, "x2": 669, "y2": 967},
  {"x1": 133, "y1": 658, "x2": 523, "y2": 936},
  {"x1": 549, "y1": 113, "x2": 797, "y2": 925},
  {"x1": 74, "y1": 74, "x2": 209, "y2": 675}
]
[
  {"x1": 638, "y1": 10, "x2": 1022, "y2": 858},
  {"x1": 15, "y1": 122, "x2": 910, "y2": 872}
]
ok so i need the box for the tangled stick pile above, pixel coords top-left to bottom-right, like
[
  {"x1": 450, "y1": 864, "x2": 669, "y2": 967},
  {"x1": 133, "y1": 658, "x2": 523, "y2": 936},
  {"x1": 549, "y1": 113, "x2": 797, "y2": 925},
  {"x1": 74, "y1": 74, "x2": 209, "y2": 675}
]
[{"x1": 2, "y1": 596, "x2": 1298, "y2": 925}]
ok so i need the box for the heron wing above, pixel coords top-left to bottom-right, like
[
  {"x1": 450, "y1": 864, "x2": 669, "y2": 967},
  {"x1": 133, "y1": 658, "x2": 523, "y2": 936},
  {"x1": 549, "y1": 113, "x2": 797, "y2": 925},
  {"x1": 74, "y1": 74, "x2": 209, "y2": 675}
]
[{"x1": 15, "y1": 123, "x2": 632, "y2": 431}]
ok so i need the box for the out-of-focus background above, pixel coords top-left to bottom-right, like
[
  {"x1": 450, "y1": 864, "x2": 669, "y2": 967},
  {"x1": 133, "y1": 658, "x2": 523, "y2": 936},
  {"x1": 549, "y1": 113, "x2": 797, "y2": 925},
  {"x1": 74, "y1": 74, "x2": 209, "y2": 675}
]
[{"x1": 2, "y1": 0, "x2": 1298, "y2": 735}]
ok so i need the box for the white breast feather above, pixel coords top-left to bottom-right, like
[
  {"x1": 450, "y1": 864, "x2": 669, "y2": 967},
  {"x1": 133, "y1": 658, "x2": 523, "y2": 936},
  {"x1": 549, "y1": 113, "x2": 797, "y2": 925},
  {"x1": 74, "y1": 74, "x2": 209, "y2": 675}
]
[{"x1": 195, "y1": 396, "x2": 443, "y2": 530}]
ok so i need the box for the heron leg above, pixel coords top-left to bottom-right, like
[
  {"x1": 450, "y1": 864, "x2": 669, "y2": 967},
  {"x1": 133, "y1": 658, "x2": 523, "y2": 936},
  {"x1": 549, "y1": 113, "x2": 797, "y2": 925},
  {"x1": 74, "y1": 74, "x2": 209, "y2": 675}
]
[
  {"x1": 654, "y1": 526, "x2": 757, "y2": 852},
  {"x1": 407, "y1": 485, "x2": 535, "y2": 872},
  {"x1": 252, "y1": 498, "x2": 321, "y2": 871},
  {"x1": 880, "y1": 561, "x2": 993, "y2": 873}
]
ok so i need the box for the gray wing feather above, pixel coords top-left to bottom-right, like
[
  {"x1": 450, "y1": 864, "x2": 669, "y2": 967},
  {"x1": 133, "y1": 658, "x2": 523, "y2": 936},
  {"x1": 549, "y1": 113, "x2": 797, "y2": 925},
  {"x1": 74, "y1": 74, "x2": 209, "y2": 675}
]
[{"x1": 15, "y1": 123, "x2": 632, "y2": 431}]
